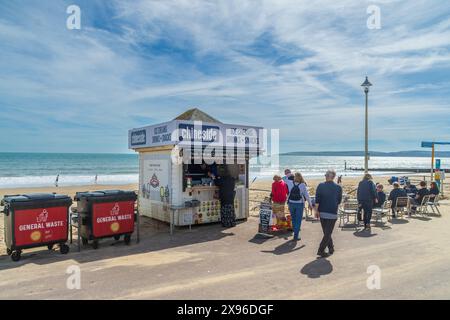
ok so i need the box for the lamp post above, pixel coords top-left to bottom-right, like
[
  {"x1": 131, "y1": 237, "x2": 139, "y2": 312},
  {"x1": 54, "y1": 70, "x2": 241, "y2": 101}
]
[{"x1": 361, "y1": 76, "x2": 372, "y2": 174}]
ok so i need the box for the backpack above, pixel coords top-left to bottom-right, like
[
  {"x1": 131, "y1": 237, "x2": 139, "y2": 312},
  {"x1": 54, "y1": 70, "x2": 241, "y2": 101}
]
[{"x1": 289, "y1": 183, "x2": 303, "y2": 201}]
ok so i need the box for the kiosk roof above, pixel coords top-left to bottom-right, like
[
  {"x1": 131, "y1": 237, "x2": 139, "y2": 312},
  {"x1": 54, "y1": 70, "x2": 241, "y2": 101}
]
[{"x1": 173, "y1": 108, "x2": 222, "y2": 123}]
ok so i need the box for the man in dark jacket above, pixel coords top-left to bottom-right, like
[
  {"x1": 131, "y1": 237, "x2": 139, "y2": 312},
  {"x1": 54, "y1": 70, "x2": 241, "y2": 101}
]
[
  {"x1": 357, "y1": 173, "x2": 378, "y2": 230},
  {"x1": 388, "y1": 182, "x2": 407, "y2": 218},
  {"x1": 314, "y1": 169, "x2": 342, "y2": 257},
  {"x1": 404, "y1": 181, "x2": 418, "y2": 196},
  {"x1": 213, "y1": 172, "x2": 236, "y2": 228}
]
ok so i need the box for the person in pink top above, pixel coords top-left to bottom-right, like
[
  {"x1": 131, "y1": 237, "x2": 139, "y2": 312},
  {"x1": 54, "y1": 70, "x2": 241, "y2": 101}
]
[{"x1": 271, "y1": 175, "x2": 289, "y2": 223}]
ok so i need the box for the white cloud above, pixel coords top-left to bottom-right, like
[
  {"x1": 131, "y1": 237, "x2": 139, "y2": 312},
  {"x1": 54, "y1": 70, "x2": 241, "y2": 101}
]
[{"x1": 0, "y1": 0, "x2": 449, "y2": 152}]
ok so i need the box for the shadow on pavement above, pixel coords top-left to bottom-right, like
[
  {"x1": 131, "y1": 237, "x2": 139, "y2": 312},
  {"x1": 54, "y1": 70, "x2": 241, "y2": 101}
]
[
  {"x1": 389, "y1": 218, "x2": 409, "y2": 224},
  {"x1": 372, "y1": 221, "x2": 392, "y2": 230},
  {"x1": 248, "y1": 231, "x2": 291, "y2": 245},
  {"x1": 410, "y1": 216, "x2": 432, "y2": 222},
  {"x1": 353, "y1": 229, "x2": 378, "y2": 238},
  {"x1": 261, "y1": 241, "x2": 306, "y2": 255},
  {"x1": 340, "y1": 224, "x2": 360, "y2": 231},
  {"x1": 301, "y1": 258, "x2": 333, "y2": 278},
  {"x1": 0, "y1": 216, "x2": 236, "y2": 270}
]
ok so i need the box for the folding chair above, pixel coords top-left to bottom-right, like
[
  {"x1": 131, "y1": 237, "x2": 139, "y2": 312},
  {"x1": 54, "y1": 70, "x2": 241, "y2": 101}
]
[
  {"x1": 393, "y1": 197, "x2": 410, "y2": 218},
  {"x1": 414, "y1": 195, "x2": 431, "y2": 216},
  {"x1": 304, "y1": 197, "x2": 316, "y2": 220},
  {"x1": 427, "y1": 196, "x2": 441, "y2": 216},
  {"x1": 338, "y1": 200, "x2": 360, "y2": 229},
  {"x1": 373, "y1": 200, "x2": 391, "y2": 223}
]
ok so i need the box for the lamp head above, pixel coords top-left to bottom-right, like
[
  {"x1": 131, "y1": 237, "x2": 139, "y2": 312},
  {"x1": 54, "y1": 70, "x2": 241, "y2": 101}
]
[{"x1": 361, "y1": 76, "x2": 372, "y2": 93}]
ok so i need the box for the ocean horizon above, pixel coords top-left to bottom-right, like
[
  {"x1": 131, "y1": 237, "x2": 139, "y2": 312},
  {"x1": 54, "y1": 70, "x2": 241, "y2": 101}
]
[{"x1": 0, "y1": 152, "x2": 448, "y2": 189}]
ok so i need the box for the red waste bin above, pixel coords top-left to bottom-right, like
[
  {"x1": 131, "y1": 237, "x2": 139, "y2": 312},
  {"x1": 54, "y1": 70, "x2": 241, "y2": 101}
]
[
  {"x1": 74, "y1": 190, "x2": 137, "y2": 249},
  {"x1": 2, "y1": 193, "x2": 72, "y2": 261}
]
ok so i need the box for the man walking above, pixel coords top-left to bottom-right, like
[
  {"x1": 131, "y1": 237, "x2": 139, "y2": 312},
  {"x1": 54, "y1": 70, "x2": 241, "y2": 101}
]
[
  {"x1": 357, "y1": 173, "x2": 377, "y2": 230},
  {"x1": 314, "y1": 169, "x2": 342, "y2": 257}
]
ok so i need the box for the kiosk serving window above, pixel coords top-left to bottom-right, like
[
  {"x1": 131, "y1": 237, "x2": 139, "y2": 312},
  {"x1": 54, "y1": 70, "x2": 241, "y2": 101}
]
[{"x1": 182, "y1": 162, "x2": 246, "y2": 191}]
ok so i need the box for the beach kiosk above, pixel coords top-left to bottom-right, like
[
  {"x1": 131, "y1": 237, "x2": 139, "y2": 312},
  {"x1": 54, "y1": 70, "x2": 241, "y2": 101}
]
[{"x1": 128, "y1": 108, "x2": 264, "y2": 230}]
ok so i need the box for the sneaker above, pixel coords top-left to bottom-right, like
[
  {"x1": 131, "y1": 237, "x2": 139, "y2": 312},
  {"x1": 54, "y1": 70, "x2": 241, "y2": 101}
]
[
  {"x1": 317, "y1": 251, "x2": 329, "y2": 258},
  {"x1": 328, "y1": 247, "x2": 335, "y2": 255}
]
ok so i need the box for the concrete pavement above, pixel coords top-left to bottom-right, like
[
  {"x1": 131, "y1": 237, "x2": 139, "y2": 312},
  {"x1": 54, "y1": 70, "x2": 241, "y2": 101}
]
[{"x1": 0, "y1": 201, "x2": 449, "y2": 299}]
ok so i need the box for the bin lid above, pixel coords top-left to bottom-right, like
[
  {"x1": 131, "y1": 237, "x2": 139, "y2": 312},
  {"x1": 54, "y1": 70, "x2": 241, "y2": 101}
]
[
  {"x1": 3, "y1": 193, "x2": 72, "y2": 203},
  {"x1": 74, "y1": 190, "x2": 137, "y2": 200}
]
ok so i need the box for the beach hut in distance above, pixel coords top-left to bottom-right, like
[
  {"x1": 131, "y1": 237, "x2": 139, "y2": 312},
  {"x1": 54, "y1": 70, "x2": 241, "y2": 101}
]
[{"x1": 128, "y1": 108, "x2": 264, "y2": 227}]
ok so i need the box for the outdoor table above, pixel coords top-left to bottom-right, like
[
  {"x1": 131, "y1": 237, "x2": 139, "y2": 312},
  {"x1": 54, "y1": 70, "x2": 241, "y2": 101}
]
[{"x1": 169, "y1": 204, "x2": 192, "y2": 235}]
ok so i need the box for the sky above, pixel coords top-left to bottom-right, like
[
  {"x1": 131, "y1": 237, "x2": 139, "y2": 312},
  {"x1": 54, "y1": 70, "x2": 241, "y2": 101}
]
[{"x1": 0, "y1": 0, "x2": 449, "y2": 154}]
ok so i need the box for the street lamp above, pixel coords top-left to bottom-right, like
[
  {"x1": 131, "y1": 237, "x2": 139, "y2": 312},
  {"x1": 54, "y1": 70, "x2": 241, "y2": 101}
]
[{"x1": 361, "y1": 76, "x2": 372, "y2": 174}]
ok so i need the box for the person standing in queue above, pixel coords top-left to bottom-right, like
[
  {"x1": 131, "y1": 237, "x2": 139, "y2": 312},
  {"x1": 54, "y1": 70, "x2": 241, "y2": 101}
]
[
  {"x1": 270, "y1": 175, "x2": 289, "y2": 225},
  {"x1": 282, "y1": 169, "x2": 294, "y2": 185},
  {"x1": 357, "y1": 173, "x2": 378, "y2": 230},
  {"x1": 211, "y1": 168, "x2": 236, "y2": 228},
  {"x1": 314, "y1": 169, "x2": 342, "y2": 257},
  {"x1": 285, "y1": 172, "x2": 312, "y2": 241}
]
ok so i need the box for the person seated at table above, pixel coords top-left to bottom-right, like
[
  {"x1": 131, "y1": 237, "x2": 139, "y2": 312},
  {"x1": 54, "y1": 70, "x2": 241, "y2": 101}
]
[
  {"x1": 413, "y1": 181, "x2": 429, "y2": 206},
  {"x1": 429, "y1": 181, "x2": 440, "y2": 200},
  {"x1": 374, "y1": 184, "x2": 386, "y2": 208},
  {"x1": 404, "y1": 181, "x2": 418, "y2": 196},
  {"x1": 388, "y1": 182, "x2": 407, "y2": 218}
]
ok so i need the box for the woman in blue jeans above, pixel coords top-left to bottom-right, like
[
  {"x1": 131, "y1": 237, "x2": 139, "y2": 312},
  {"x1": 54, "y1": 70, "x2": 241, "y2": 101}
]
[{"x1": 286, "y1": 172, "x2": 313, "y2": 241}]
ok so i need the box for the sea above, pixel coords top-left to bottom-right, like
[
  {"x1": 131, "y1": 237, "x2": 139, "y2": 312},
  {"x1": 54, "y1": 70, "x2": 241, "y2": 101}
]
[{"x1": 0, "y1": 152, "x2": 448, "y2": 189}]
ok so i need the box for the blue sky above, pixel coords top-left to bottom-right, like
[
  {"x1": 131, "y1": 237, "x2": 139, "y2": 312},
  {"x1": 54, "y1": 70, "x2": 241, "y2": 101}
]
[{"x1": 0, "y1": 0, "x2": 449, "y2": 153}]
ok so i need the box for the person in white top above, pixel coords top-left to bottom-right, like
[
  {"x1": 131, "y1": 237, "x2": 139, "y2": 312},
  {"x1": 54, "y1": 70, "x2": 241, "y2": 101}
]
[
  {"x1": 282, "y1": 169, "x2": 293, "y2": 184},
  {"x1": 285, "y1": 172, "x2": 313, "y2": 241}
]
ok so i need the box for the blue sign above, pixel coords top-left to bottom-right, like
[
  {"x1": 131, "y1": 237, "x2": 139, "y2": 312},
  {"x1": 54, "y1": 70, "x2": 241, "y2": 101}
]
[
  {"x1": 436, "y1": 159, "x2": 441, "y2": 170},
  {"x1": 421, "y1": 141, "x2": 434, "y2": 148},
  {"x1": 131, "y1": 129, "x2": 147, "y2": 146},
  {"x1": 422, "y1": 141, "x2": 450, "y2": 148}
]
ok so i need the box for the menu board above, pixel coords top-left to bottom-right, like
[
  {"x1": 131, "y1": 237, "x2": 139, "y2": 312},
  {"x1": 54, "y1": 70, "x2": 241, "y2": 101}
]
[
  {"x1": 259, "y1": 202, "x2": 272, "y2": 233},
  {"x1": 141, "y1": 159, "x2": 170, "y2": 203}
]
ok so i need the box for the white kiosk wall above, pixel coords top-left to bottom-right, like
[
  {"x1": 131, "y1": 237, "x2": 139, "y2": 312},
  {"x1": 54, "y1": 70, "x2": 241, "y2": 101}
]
[{"x1": 138, "y1": 151, "x2": 183, "y2": 219}]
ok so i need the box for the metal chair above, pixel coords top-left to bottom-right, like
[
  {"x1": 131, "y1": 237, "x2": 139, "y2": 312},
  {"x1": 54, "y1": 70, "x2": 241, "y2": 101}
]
[
  {"x1": 427, "y1": 195, "x2": 441, "y2": 216},
  {"x1": 304, "y1": 196, "x2": 317, "y2": 220},
  {"x1": 339, "y1": 200, "x2": 360, "y2": 229},
  {"x1": 373, "y1": 200, "x2": 392, "y2": 223},
  {"x1": 414, "y1": 195, "x2": 431, "y2": 216},
  {"x1": 393, "y1": 197, "x2": 410, "y2": 218}
]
